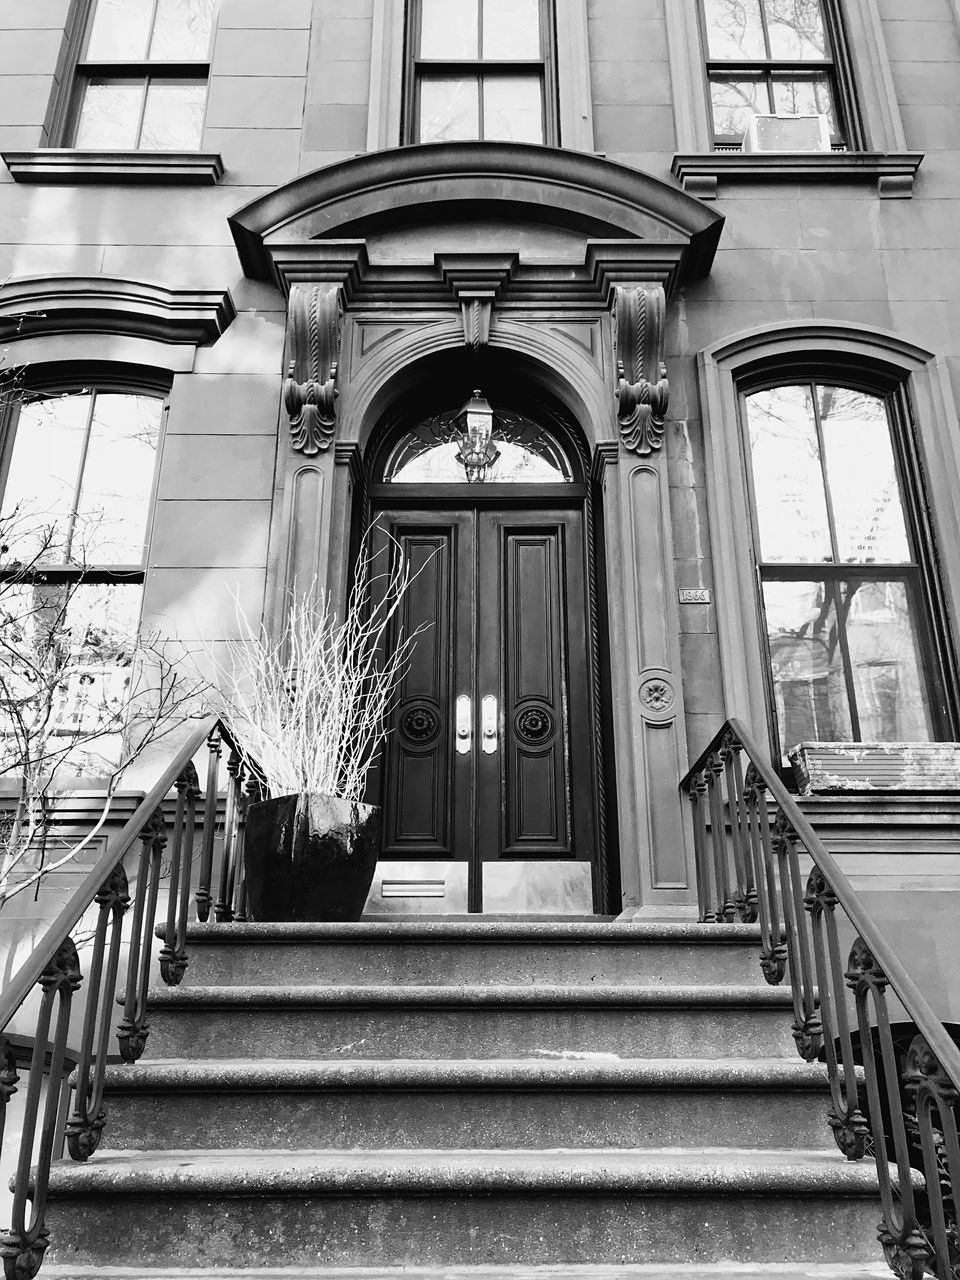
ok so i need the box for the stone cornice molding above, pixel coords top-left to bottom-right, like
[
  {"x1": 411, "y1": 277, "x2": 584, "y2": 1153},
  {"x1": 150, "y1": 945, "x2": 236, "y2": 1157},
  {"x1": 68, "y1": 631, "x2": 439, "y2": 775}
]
[
  {"x1": 0, "y1": 275, "x2": 236, "y2": 345},
  {"x1": 229, "y1": 142, "x2": 724, "y2": 285},
  {"x1": 671, "y1": 151, "x2": 924, "y2": 200},
  {"x1": 2, "y1": 150, "x2": 224, "y2": 185},
  {"x1": 283, "y1": 284, "x2": 344, "y2": 456},
  {"x1": 613, "y1": 286, "x2": 669, "y2": 455}
]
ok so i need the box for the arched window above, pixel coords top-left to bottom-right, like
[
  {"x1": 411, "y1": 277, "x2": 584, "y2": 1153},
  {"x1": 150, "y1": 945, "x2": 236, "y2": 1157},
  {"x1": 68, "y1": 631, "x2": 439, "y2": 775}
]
[
  {"x1": 741, "y1": 377, "x2": 945, "y2": 761},
  {"x1": 0, "y1": 377, "x2": 166, "y2": 771}
]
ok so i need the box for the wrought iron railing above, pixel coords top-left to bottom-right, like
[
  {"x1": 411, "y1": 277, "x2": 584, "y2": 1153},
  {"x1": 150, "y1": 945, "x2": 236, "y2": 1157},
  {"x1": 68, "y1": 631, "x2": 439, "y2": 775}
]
[
  {"x1": 681, "y1": 719, "x2": 960, "y2": 1280},
  {"x1": 0, "y1": 717, "x2": 260, "y2": 1280}
]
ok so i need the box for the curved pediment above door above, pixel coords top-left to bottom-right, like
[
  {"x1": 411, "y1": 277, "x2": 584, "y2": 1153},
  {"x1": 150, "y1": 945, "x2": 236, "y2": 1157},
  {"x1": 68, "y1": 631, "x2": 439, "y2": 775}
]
[{"x1": 228, "y1": 141, "x2": 725, "y2": 295}]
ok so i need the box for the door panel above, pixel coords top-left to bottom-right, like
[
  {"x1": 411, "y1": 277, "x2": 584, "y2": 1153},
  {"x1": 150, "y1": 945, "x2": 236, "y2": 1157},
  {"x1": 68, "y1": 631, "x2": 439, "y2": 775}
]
[{"x1": 374, "y1": 503, "x2": 595, "y2": 906}]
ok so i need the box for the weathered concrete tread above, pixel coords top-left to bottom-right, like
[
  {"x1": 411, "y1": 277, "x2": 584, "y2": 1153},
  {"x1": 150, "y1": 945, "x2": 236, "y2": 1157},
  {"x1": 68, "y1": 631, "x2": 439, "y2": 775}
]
[
  {"x1": 47, "y1": 1148, "x2": 882, "y2": 1195},
  {"x1": 179, "y1": 920, "x2": 764, "y2": 942},
  {"x1": 101, "y1": 1056, "x2": 833, "y2": 1090},
  {"x1": 140, "y1": 983, "x2": 795, "y2": 1006},
  {"x1": 37, "y1": 1265, "x2": 896, "y2": 1279}
]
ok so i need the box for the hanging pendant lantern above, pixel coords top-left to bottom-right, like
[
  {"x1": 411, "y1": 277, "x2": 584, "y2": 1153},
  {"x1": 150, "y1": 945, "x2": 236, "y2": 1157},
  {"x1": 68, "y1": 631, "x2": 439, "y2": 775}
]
[{"x1": 455, "y1": 389, "x2": 500, "y2": 482}]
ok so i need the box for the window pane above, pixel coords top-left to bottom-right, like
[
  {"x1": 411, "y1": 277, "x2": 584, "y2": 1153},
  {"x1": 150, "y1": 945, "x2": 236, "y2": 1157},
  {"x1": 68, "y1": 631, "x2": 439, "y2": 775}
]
[
  {"x1": 764, "y1": 579, "x2": 852, "y2": 758},
  {"x1": 483, "y1": 74, "x2": 542, "y2": 142},
  {"x1": 86, "y1": 0, "x2": 153, "y2": 59},
  {"x1": 766, "y1": 0, "x2": 828, "y2": 60},
  {"x1": 745, "y1": 385, "x2": 833, "y2": 563},
  {"x1": 842, "y1": 579, "x2": 934, "y2": 741},
  {"x1": 149, "y1": 0, "x2": 218, "y2": 59},
  {"x1": 709, "y1": 76, "x2": 769, "y2": 142},
  {"x1": 817, "y1": 387, "x2": 910, "y2": 564},
  {"x1": 140, "y1": 80, "x2": 206, "y2": 149},
  {"x1": 74, "y1": 395, "x2": 162, "y2": 564},
  {"x1": 418, "y1": 76, "x2": 480, "y2": 141},
  {"x1": 482, "y1": 0, "x2": 540, "y2": 58},
  {"x1": 771, "y1": 74, "x2": 837, "y2": 133},
  {"x1": 74, "y1": 80, "x2": 144, "y2": 149},
  {"x1": 703, "y1": 0, "x2": 767, "y2": 59},
  {"x1": 420, "y1": 0, "x2": 479, "y2": 58},
  {"x1": 1, "y1": 395, "x2": 91, "y2": 564}
]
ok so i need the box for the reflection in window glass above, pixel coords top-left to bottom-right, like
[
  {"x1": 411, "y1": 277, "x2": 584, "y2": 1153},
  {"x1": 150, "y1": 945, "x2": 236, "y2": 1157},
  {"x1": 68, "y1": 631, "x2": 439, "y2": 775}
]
[
  {"x1": 766, "y1": 0, "x2": 828, "y2": 58},
  {"x1": 771, "y1": 75, "x2": 836, "y2": 129},
  {"x1": 709, "y1": 77, "x2": 766, "y2": 141},
  {"x1": 420, "y1": 0, "x2": 479, "y2": 57},
  {"x1": 75, "y1": 395, "x2": 162, "y2": 563},
  {"x1": 744, "y1": 385, "x2": 832, "y2": 563},
  {"x1": 150, "y1": 0, "x2": 218, "y2": 59},
  {"x1": 86, "y1": 0, "x2": 154, "y2": 59},
  {"x1": 419, "y1": 77, "x2": 480, "y2": 141},
  {"x1": 140, "y1": 80, "x2": 206, "y2": 149},
  {"x1": 483, "y1": 75, "x2": 543, "y2": 142},
  {"x1": 1, "y1": 397, "x2": 90, "y2": 562},
  {"x1": 764, "y1": 580, "x2": 852, "y2": 747},
  {"x1": 74, "y1": 81, "x2": 144, "y2": 149},
  {"x1": 703, "y1": 0, "x2": 766, "y2": 59},
  {"x1": 842, "y1": 579, "x2": 933, "y2": 740},
  {"x1": 482, "y1": 0, "x2": 540, "y2": 58}
]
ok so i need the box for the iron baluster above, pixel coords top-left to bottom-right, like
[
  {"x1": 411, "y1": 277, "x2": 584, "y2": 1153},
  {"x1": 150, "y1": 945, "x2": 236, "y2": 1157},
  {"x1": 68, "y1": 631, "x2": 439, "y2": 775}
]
[
  {"x1": 690, "y1": 773, "x2": 718, "y2": 921},
  {"x1": 117, "y1": 811, "x2": 166, "y2": 1063},
  {"x1": 723, "y1": 734, "x2": 757, "y2": 922},
  {"x1": 804, "y1": 868, "x2": 869, "y2": 1160},
  {"x1": 214, "y1": 749, "x2": 242, "y2": 922},
  {"x1": 65, "y1": 865, "x2": 130, "y2": 1161},
  {"x1": 772, "y1": 812, "x2": 822, "y2": 1060},
  {"x1": 160, "y1": 762, "x2": 200, "y2": 985},
  {"x1": 742, "y1": 765, "x2": 786, "y2": 983},
  {"x1": 0, "y1": 940, "x2": 81, "y2": 1280},
  {"x1": 706, "y1": 752, "x2": 735, "y2": 921},
  {"x1": 195, "y1": 728, "x2": 222, "y2": 921},
  {"x1": 903, "y1": 1035, "x2": 960, "y2": 1279},
  {"x1": 0, "y1": 1038, "x2": 17, "y2": 1155},
  {"x1": 848, "y1": 937, "x2": 931, "y2": 1280}
]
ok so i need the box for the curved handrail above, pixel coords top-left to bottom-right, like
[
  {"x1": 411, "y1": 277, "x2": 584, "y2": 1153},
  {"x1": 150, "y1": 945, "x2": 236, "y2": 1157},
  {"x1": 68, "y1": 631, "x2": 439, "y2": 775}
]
[
  {"x1": 681, "y1": 717, "x2": 960, "y2": 1280},
  {"x1": 681, "y1": 717, "x2": 960, "y2": 1083},
  {"x1": 0, "y1": 715, "x2": 217, "y2": 1033}
]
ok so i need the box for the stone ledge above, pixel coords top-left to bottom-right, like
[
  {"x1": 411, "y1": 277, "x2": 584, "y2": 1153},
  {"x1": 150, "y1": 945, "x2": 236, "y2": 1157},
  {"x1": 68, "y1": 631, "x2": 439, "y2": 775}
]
[
  {"x1": 670, "y1": 151, "x2": 924, "y2": 200},
  {"x1": 1, "y1": 149, "x2": 224, "y2": 184}
]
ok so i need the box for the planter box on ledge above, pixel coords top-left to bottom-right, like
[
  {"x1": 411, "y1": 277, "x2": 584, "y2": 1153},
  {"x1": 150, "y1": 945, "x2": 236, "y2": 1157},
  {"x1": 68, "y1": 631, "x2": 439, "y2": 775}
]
[{"x1": 789, "y1": 742, "x2": 960, "y2": 795}]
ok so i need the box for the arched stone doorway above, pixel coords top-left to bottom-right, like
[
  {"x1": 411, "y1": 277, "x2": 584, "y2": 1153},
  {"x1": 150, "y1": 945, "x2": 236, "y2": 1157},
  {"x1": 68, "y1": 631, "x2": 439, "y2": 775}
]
[{"x1": 361, "y1": 360, "x2": 610, "y2": 913}]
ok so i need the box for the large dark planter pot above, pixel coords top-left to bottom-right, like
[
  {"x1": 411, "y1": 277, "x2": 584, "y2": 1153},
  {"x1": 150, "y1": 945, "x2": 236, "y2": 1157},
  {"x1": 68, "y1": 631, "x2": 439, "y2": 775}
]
[{"x1": 243, "y1": 793, "x2": 380, "y2": 922}]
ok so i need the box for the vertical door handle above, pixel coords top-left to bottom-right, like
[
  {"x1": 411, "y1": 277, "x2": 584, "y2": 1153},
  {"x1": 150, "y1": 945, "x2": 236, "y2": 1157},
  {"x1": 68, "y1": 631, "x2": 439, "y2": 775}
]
[
  {"x1": 455, "y1": 694, "x2": 472, "y2": 754},
  {"x1": 481, "y1": 695, "x2": 498, "y2": 754}
]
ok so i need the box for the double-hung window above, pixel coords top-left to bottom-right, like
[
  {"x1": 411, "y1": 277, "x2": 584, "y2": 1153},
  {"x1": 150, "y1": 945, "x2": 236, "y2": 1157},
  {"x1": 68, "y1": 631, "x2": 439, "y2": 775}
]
[
  {"x1": 0, "y1": 386, "x2": 164, "y2": 770},
  {"x1": 700, "y1": 0, "x2": 855, "y2": 149},
  {"x1": 66, "y1": 0, "x2": 218, "y2": 151},
  {"x1": 405, "y1": 0, "x2": 557, "y2": 145},
  {"x1": 742, "y1": 380, "x2": 944, "y2": 762}
]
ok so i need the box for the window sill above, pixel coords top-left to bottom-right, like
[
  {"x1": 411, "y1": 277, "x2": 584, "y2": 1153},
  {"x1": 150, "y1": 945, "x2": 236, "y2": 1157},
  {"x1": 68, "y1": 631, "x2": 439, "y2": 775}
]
[
  {"x1": 1, "y1": 150, "x2": 224, "y2": 184},
  {"x1": 670, "y1": 150, "x2": 923, "y2": 200}
]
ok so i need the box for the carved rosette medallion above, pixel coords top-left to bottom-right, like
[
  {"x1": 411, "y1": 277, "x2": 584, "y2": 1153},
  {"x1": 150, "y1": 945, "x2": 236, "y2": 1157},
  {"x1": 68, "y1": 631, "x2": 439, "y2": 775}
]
[
  {"x1": 515, "y1": 705, "x2": 555, "y2": 745},
  {"x1": 400, "y1": 704, "x2": 441, "y2": 745},
  {"x1": 639, "y1": 677, "x2": 674, "y2": 713},
  {"x1": 613, "y1": 285, "x2": 670, "y2": 455},
  {"x1": 283, "y1": 284, "x2": 343, "y2": 455}
]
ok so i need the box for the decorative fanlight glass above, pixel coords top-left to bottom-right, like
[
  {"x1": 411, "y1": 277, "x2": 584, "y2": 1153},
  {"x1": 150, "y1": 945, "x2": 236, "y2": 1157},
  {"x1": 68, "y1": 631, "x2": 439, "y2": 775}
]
[{"x1": 383, "y1": 395, "x2": 573, "y2": 484}]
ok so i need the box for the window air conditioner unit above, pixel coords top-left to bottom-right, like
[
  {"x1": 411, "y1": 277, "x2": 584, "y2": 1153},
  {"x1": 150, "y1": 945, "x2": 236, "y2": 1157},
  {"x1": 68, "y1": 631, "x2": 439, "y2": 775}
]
[{"x1": 741, "y1": 113, "x2": 832, "y2": 153}]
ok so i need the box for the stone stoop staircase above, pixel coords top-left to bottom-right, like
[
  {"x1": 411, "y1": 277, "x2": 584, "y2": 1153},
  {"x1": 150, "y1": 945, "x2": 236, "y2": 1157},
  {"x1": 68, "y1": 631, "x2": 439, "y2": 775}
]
[{"x1": 40, "y1": 920, "x2": 892, "y2": 1280}]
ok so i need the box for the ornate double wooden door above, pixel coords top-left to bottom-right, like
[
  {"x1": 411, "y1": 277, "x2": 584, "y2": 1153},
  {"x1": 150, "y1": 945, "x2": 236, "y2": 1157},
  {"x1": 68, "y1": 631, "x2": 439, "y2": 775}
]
[{"x1": 371, "y1": 503, "x2": 596, "y2": 911}]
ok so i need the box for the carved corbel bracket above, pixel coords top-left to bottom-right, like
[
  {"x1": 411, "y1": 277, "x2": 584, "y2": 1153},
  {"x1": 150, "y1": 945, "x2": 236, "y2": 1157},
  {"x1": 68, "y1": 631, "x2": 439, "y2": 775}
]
[
  {"x1": 283, "y1": 283, "x2": 343, "y2": 455},
  {"x1": 612, "y1": 285, "x2": 670, "y2": 455},
  {"x1": 436, "y1": 252, "x2": 518, "y2": 351}
]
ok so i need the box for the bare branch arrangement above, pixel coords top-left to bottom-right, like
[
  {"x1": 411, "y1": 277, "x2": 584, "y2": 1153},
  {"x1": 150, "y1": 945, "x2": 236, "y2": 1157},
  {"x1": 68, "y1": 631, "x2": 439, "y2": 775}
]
[
  {"x1": 0, "y1": 505, "x2": 203, "y2": 907},
  {"x1": 207, "y1": 532, "x2": 424, "y2": 802}
]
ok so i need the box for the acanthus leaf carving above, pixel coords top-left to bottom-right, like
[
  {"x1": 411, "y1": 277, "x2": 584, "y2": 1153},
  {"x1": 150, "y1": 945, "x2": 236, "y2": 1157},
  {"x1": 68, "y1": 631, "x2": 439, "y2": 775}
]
[
  {"x1": 613, "y1": 285, "x2": 670, "y2": 455},
  {"x1": 283, "y1": 284, "x2": 343, "y2": 455}
]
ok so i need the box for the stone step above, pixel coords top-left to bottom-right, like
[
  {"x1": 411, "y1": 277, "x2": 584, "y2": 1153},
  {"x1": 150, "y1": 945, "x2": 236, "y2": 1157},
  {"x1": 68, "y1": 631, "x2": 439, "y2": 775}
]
[
  {"x1": 38, "y1": 1265, "x2": 896, "y2": 1279},
  {"x1": 100, "y1": 1057, "x2": 836, "y2": 1151},
  {"x1": 176, "y1": 921, "x2": 769, "y2": 987},
  {"x1": 44, "y1": 1148, "x2": 885, "y2": 1269},
  {"x1": 140, "y1": 983, "x2": 798, "y2": 1060}
]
